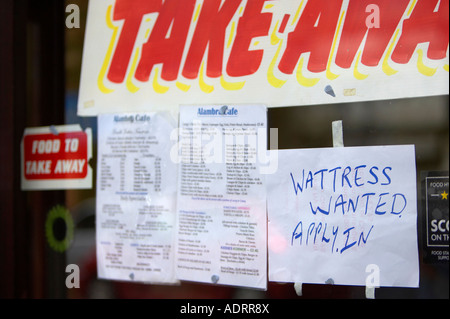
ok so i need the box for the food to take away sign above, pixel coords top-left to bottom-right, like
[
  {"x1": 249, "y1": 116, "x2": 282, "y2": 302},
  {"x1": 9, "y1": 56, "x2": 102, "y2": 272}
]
[
  {"x1": 21, "y1": 125, "x2": 93, "y2": 190},
  {"x1": 78, "y1": 0, "x2": 449, "y2": 116}
]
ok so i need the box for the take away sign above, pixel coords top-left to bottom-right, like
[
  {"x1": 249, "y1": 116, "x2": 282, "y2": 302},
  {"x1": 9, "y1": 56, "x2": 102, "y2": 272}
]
[
  {"x1": 78, "y1": 0, "x2": 449, "y2": 116},
  {"x1": 21, "y1": 125, "x2": 93, "y2": 190}
]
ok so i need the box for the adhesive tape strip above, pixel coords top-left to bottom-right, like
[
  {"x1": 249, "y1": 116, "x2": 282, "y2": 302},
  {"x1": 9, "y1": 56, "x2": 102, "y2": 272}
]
[
  {"x1": 294, "y1": 282, "x2": 303, "y2": 296},
  {"x1": 332, "y1": 120, "x2": 344, "y2": 148},
  {"x1": 365, "y1": 286, "x2": 376, "y2": 299}
]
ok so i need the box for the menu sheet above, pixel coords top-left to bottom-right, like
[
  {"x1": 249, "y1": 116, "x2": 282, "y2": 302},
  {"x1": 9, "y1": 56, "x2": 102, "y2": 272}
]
[
  {"x1": 96, "y1": 112, "x2": 178, "y2": 283},
  {"x1": 175, "y1": 104, "x2": 268, "y2": 289}
]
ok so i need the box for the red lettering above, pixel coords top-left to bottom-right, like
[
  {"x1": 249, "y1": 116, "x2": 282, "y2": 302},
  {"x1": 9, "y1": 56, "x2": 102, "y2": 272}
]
[
  {"x1": 335, "y1": 0, "x2": 409, "y2": 68},
  {"x1": 392, "y1": 0, "x2": 449, "y2": 63},
  {"x1": 278, "y1": 0, "x2": 343, "y2": 74},
  {"x1": 278, "y1": 14, "x2": 290, "y2": 34},
  {"x1": 105, "y1": 0, "x2": 449, "y2": 85},
  {"x1": 135, "y1": 0, "x2": 195, "y2": 82},
  {"x1": 182, "y1": 0, "x2": 242, "y2": 79},
  {"x1": 107, "y1": 0, "x2": 162, "y2": 83},
  {"x1": 226, "y1": 0, "x2": 273, "y2": 77}
]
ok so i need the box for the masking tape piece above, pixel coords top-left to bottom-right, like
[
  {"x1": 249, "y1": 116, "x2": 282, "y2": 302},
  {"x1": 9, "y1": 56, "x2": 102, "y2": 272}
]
[
  {"x1": 366, "y1": 286, "x2": 376, "y2": 299},
  {"x1": 332, "y1": 120, "x2": 344, "y2": 148},
  {"x1": 294, "y1": 282, "x2": 303, "y2": 296}
]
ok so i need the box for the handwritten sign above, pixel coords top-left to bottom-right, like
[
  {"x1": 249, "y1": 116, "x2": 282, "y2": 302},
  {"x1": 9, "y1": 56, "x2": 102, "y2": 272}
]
[
  {"x1": 267, "y1": 145, "x2": 419, "y2": 287},
  {"x1": 77, "y1": 0, "x2": 449, "y2": 116}
]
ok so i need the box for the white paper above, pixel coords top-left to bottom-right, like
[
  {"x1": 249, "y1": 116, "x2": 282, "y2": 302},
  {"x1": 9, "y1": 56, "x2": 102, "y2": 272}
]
[
  {"x1": 174, "y1": 104, "x2": 268, "y2": 289},
  {"x1": 96, "y1": 112, "x2": 178, "y2": 283},
  {"x1": 78, "y1": 0, "x2": 449, "y2": 117},
  {"x1": 267, "y1": 145, "x2": 419, "y2": 288}
]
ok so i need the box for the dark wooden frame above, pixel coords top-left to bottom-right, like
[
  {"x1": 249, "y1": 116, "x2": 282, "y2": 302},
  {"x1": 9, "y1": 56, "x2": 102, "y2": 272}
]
[{"x1": 0, "y1": 0, "x2": 66, "y2": 298}]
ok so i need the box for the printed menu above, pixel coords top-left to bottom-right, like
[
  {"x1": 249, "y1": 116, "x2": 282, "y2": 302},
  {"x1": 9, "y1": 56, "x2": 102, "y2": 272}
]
[
  {"x1": 96, "y1": 112, "x2": 178, "y2": 283},
  {"x1": 174, "y1": 104, "x2": 268, "y2": 289}
]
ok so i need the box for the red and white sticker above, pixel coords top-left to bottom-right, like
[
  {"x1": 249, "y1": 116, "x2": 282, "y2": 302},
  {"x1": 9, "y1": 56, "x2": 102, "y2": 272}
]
[{"x1": 21, "y1": 125, "x2": 93, "y2": 190}]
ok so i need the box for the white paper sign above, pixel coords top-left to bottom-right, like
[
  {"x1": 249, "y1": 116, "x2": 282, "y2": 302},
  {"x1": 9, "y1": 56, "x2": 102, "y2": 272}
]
[
  {"x1": 96, "y1": 112, "x2": 178, "y2": 283},
  {"x1": 267, "y1": 145, "x2": 419, "y2": 287},
  {"x1": 174, "y1": 104, "x2": 268, "y2": 289},
  {"x1": 78, "y1": 0, "x2": 449, "y2": 116}
]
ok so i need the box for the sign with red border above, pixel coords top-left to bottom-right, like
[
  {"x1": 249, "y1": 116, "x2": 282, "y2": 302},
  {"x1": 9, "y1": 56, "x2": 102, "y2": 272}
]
[{"x1": 21, "y1": 125, "x2": 93, "y2": 190}]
